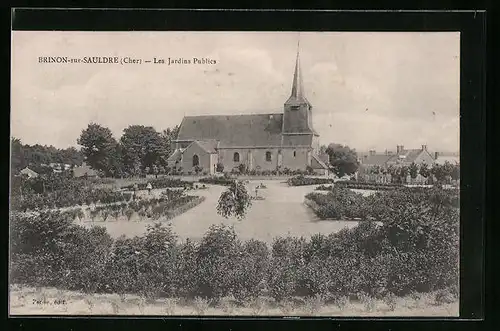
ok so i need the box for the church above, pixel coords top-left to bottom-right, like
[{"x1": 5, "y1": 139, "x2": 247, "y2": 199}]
[{"x1": 167, "y1": 49, "x2": 330, "y2": 175}]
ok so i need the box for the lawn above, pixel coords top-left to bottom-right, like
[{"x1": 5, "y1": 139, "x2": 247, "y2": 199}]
[
  {"x1": 9, "y1": 285, "x2": 458, "y2": 316},
  {"x1": 77, "y1": 180, "x2": 362, "y2": 243}
]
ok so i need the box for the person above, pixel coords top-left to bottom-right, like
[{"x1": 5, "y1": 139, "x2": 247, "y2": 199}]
[{"x1": 146, "y1": 182, "x2": 152, "y2": 195}]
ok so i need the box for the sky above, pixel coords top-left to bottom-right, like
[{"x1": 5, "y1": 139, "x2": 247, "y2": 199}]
[{"x1": 11, "y1": 31, "x2": 460, "y2": 153}]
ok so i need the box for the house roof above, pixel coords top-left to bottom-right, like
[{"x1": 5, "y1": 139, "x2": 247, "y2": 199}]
[
  {"x1": 435, "y1": 156, "x2": 459, "y2": 165},
  {"x1": 73, "y1": 163, "x2": 98, "y2": 177},
  {"x1": 20, "y1": 167, "x2": 38, "y2": 176},
  {"x1": 311, "y1": 154, "x2": 329, "y2": 169},
  {"x1": 176, "y1": 114, "x2": 286, "y2": 148},
  {"x1": 190, "y1": 140, "x2": 218, "y2": 154},
  {"x1": 167, "y1": 149, "x2": 183, "y2": 162},
  {"x1": 362, "y1": 154, "x2": 393, "y2": 166}
]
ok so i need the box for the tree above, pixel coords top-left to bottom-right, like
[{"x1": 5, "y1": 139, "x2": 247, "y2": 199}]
[
  {"x1": 120, "y1": 125, "x2": 164, "y2": 175},
  {"x1": 431, "y1": 164, "x2": 448, "y2": 184},
  {"x1": 216, "y1": 180, "x2": 252, "y2": 220},
  {"x1": 409, "y1": 162, "x2": 419, "y2": 180},
  {"x1": 159, "y1": 125, "x2": 180, "y2": 165},
  {"x1": 77, "y1": 123, "x2": 118, "y2": 176},
  {"x1": 399, "y1": 166, "x2": 409, "y2": 184},
  {"x1": 419, "y1": 163, "x2": 431, "y2": 180},
  {"x1": 11, "y1": 138, "x2": 26, "y2": 174},
  {"x1": 325, "y1": 143, "x2": 359, "y2": 178},
  {"x1": 450, "y1": 163, "x2": 460, "y2": 182}
]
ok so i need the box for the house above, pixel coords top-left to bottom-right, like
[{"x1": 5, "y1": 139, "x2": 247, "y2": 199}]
[
  {"x1": 19, "y1": 167, "x2": 39, "y2": 179},
  {"x1": 385, "y1": 145, "x2": 435, "y2": 167},
  {"x1": 358, "y1": 145, "x2": 435, "y2": 183},
  {"x1": 434, "y1": 153, "x2": 459, "y2": 165},
  {"x1": 73, "y1": 162, "x2": 98, "y2": 178},
  {"x1": 168, "y1": 49, "x2": 330, "y2": 176}
]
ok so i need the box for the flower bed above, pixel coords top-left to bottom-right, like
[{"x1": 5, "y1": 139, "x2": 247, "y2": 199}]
[
  {"x1": 10, "y1": 187, "x2": 132, "y2": 212},
  {"x1": 287, "y1": 175, "x2": 333, "y2": 187}
]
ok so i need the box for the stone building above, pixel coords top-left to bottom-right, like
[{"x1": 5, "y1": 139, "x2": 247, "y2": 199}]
[{"x1": 167, "y1": 49, "x2": 329, "y2": 175}]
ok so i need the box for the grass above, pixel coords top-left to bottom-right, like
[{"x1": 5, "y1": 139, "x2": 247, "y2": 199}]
[{"x1": 9, "y1": 285, "x2": 458, "y2": 316}]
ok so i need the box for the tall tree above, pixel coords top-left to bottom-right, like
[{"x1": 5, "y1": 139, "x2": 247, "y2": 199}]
[
  {"x1": 325, "y1": 143, "x2": 359, "y2": 178},
  {"x1": 159, "y1": 125, "x2": 180, "y2": 165},
  {"x1": 77, "y1": 123, "x2": 118, "y2": 176},
  {"x1": 120, "y1": 125, "x2": 164, "y2": 174},
  {"x1": 10, "y1": 138, "x2": 26, "y2": 173}
]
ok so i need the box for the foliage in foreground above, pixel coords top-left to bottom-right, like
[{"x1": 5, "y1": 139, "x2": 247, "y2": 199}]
[{"x1": 10, "y1": 186, "x2": 458, "y2": 303}]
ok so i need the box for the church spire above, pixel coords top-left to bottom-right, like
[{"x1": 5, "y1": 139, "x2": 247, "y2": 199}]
[{"x1": 287, "y1": 39, "x2": 308, "y2": 105}]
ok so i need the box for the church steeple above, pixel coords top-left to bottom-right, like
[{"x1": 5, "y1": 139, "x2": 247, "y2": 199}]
[
  {"x1": 286, "y1": 40, "x2": 309, "y2": 106},
  {"x1": 282, "y1": 40, "x2": 315, "y2": 135}
]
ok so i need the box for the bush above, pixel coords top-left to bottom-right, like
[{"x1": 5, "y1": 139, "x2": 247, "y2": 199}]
[
  {"x1": 232, "y1": 239, "x2": 269, "y2": 301},
  {"x1": 199, "y1": 176, "x2": 235, "y2": 186},
  {"x1": 287, "y1": 175, "x2": 333, "y2": 187},
  {"x1": 193, "y1": 224, "x2": 241, "y2": 301},
  {"x1": 216, "y1": 163, "x2": 224, "y2": 173}
]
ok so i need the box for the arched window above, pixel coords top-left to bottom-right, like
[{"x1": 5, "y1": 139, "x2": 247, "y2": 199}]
[
  {"x1": 233, "y1": 152, "x2": 240, "y2": 162},
  {"x1": 293, "y1": 151, "x2": 297, "y2": 157},
  {"x1": 266, "y1": 151, "x2": 272, "y2": 162},
  {"x1": 192, "y1": 154, "x2": 199, "y2": 167}
]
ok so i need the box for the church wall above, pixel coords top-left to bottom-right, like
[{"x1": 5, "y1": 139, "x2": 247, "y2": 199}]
[
  {"x1": 312, "y1": 135, "x2": 320, "y2": 154},
  {"x1": 218, "y1": 147, "x2": 311, "y2": 172},
  {"x1": 280, "y1": 148, "x2": 310, "y2": 170},
  {"x1": 180, "y1": 143, "x2": 212, "y2": 174}
]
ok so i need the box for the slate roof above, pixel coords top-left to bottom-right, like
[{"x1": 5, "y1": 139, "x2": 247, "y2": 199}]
[
  {"x1": 362, "y1": 154, "x2": 393, "y2": 166},
  {"x1": 388, "y1": 149, "x2": 424, "y2": 163},
  {"x1": 176, "y1": 114, "x2": 286, "y2": 148}
]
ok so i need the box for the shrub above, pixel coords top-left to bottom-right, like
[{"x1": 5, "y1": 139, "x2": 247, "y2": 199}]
[
  {"x1": 287, "y1": 175, "x2": 333, "y2": 187},
  {"x1": 232, "y1": 239, "x2": 269, "y2": 301},
  {"x1": 216, "y1": 163, "x2": 224, "y2": 173},
  {"x1": 199, "y1": 176, "x2": 235, "y2": 186},
  {"x1": 193, "y1": 224, "x2": 242, "y2": 301}
]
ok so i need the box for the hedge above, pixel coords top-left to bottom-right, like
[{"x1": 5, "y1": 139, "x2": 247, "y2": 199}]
[
  {"x1": 287, "y1": 175, "x2": 333, "y2": 187},
  {"x1": 335, "y1": 181, "x2": 402, "y2": 191},
  {"x1": 199, "y1": 176, "x2": 235, "y2": 186},
  {"x1": 306, "y1": 186, "x2": 459, "y2": 221},
  {"x1": 10, "y1": 186, "x2": 459, "y2": 302}
]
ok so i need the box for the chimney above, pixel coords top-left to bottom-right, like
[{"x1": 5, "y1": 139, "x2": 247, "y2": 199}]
[
  {"x1": 397, "y1": 145, "x2": 404, "y2": 154},
  {"x1": 435, "y1": 151, "x2": 439, "y2": 160},
  {"x1": 421, "y1": 145, "x2": 427, "y2": 151}
]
